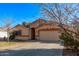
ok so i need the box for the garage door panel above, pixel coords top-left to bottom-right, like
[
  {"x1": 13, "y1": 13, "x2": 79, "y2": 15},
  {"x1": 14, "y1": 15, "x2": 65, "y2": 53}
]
[{"x1": 39, "y1": 31, "x2": 60, "y2": 41}]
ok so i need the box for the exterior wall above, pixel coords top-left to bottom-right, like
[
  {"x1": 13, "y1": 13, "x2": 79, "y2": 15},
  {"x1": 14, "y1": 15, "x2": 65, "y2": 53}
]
[
  {"x1": 11, "y1": 26, "x2": 30, "y2": 40},
  {"x1": 15, "y1": 35, "x2": 29, "y2": 40},
  {"x1": 29, "y1": 29, "x2": 32, "y2": 39},
  {"x1": 0, "y1": 31, "x2": 8, "y2": 38},
  {"x1": 29, "y1": 19, "x2": 47, "y2": 40},
  {"x1": 21, "y1": 28, "x2": 29, "y2": 36}
]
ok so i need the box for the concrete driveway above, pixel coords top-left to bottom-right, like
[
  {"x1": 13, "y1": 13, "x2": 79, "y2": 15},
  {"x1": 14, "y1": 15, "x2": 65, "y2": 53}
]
[{"x1": 0, "y1": 41, "x2": 64, "y2": 56}]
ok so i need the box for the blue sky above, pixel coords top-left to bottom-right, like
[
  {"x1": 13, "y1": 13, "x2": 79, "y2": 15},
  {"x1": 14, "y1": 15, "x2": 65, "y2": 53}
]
[{"x1": 0, "y1": 3, "x2": 41, "y2": 27}]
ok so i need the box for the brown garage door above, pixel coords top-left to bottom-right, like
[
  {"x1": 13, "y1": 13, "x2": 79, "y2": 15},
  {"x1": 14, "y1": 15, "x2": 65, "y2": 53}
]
[{"x1": 39, "y1": 31, "x2": 60, "y2": 41}]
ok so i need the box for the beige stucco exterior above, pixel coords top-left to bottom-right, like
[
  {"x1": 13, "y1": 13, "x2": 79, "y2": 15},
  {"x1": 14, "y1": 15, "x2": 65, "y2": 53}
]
[
  {"x1": 15, "y1": 35, "x2": 29, "y2": 40},
  {"x1": 11, "y1": 19, "x2": 62, "y2": 41},
  {"x1": 11, "y1": 25, "x2": 30, "y2": 40}
]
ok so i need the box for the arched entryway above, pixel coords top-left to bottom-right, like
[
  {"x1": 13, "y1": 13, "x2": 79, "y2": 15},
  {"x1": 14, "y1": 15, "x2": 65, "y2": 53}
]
[{"x1": 31, "y1": 28, "x2": 35, "y2": 40}]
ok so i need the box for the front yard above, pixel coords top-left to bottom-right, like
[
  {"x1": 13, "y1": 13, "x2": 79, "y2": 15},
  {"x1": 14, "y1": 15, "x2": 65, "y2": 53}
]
[
  {"x1": 0, "y1": 41, "x2": 27, "y2": 51},
  {"x1": 0, "y1": 41, "x2": 64, "y2": 56},
  {"x1": 0, "y1": 41, "x2": 17, "y2": 47},
  {"x1": 0, "y1": 41, "x2": 40, "y2": 51}
]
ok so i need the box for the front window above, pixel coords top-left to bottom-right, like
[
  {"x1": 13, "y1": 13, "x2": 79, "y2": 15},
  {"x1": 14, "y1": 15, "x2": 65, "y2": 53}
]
[{"x1": 15, "y1": 30, "x2": 22, "y2": 35}]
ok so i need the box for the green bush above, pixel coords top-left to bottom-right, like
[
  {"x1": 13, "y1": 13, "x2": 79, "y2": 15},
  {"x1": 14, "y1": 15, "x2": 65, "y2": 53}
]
[
  {"x1": 9, "y1": 31, "x2": 16, "y2": 40},
  {"x1": 60, "y1": 31, "x2": 79, "y2": 50},
  {"x1": 60, "y1": 31, "x2": 74, "y2": 49}
]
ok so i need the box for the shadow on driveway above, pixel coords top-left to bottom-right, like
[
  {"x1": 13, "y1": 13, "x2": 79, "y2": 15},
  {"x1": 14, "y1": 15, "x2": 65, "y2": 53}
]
[
  {"x1": 0, "y1": 49, "x2": 63, "y2": 56},
  {"x1": 11, "y1": 40, "x2": 62, "y2": 44}
]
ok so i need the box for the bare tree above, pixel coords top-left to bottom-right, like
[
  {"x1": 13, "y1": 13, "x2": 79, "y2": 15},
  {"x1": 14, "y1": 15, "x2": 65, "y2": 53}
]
[
  {"x1": 41, "y1": 3, "x2": 79, "y2": 33},
  {"x1": 41, "y1": 3, "x2": 79, "y2": 53},
  {"x1": 3, "y1": 18, "x2": 12, "y2": 42}
]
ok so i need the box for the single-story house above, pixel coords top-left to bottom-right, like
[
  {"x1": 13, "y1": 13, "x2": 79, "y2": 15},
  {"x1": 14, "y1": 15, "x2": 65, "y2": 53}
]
[{"x1": 11, "y1": 19, "x2": 62, "y2": 41}]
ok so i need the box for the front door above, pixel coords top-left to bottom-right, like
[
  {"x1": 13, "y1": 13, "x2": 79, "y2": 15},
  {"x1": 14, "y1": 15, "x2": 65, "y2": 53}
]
[{"x1": 31, "y1": 28, "x2": 35, "y2": 40}]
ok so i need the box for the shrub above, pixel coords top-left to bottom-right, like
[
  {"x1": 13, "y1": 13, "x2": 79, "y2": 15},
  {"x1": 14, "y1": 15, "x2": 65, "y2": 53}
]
[
  {"x1": 60, "y1": 31, "x2": 74, "y2": 49},
  {"x1": 60, "y1": 30, "x2": 79, "y2": 52},
  {"x1": 9, "y1": 31, "x2": 16, "y2": 40}
]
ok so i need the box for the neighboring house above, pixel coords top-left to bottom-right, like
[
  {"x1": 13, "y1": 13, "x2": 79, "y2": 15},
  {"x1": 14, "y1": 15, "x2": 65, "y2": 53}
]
[
  {"x1": 11, "y1": 18, "x2": 62, "y2": 41},
  {"x1": 0, "y1": 28, "x2": 8, "y2": 40}
]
